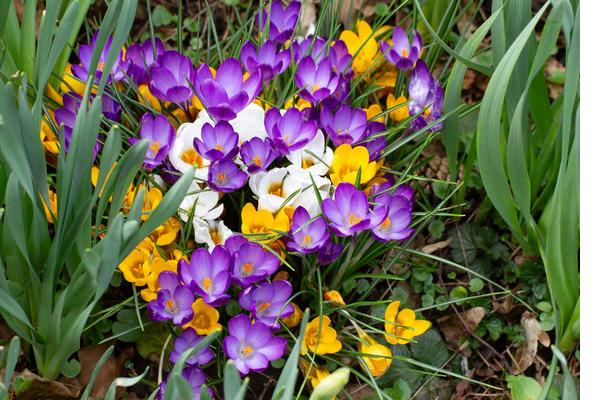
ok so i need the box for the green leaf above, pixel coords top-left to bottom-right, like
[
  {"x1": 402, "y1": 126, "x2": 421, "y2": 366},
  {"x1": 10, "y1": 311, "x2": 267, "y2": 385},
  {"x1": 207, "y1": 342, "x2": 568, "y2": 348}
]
[
  {"x1": 152, "y1": 5, "x2": 175, "y2": 27},
  {"x1": 383, "y1": 378, "x2": 411, "y2": 400},
  {"x1": 61, "y1": 359, "x2": 81, "y2": 379},
  {"x1": 506, "y1": 375, "x2": 541, "y2": 400},
  {"x1": 469, "y1": 278, "x2": 485, "y2": 292}
]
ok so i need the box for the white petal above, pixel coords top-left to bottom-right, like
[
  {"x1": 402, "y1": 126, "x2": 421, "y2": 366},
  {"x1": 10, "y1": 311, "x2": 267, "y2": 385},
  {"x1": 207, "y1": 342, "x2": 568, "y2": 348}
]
[{"x1": 230, "y1": 103, "x2": 267, "y2": 143}]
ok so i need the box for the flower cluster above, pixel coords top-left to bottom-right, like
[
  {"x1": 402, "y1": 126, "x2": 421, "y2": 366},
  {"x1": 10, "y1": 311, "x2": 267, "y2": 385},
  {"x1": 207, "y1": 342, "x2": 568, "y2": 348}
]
[{"x1": 41, "y1": 0, "x2": 443, "y2": 397}]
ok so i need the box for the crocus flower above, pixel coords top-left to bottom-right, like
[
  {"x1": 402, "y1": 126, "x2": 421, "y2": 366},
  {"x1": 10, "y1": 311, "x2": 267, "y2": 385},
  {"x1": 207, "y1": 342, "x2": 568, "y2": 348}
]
[
  {"x1": 169, "y1": 112, "x2": 211, "y2": 180},
  {"x1": 240, "y1": 40, "x2": 291, "y2": 82},
  {"x1": 223, "y1": 314, "x2": 287, "y2": 375},
  {"x1": 324, "y1": 290, "x2": 346, "y2": 306},
  {"x1": 241, "y1": 203, "x2": 290, "y2": 242},
  {"x1": 380, "y1": 26, "x2": 422, "y2": 71},
  {"x1": 395, "y1": 184, "x2": 415, "y2": 207},
  {"x1": 129, "y1": 113, "x2": 175, "y2": 169},
  {"x1": 248, "y1": 168, "x2": 306, "y2": 214},
  {"x1": 287, "y1": 207, "x2": 329, "y2": 253},
  {"x1": 329, "y1": 41, "x2": 354, "y2": 78},
  {"x1": 54, "y1": 92, "x2": 103, "y2": 156},
  {"x1": 148, "y1": 271, "x2": 195, "y2": 325},
  {"x1": 194, "y1": 59, "x2": 262, "y2": 121},
  {"x1": 329, "y1": 144, "x2": 379, "y2": 186},
  {"x1": 386, "y1": 93, "x2": 409, "y2": 122},
  {"x1": 281, "y1": 303, "x2": 303, "y2": 328},
  {"x1": 265, "y1": 108, "x2": 317, "y2": 154},
  {"x1": 256, "y1": 0, "x2": 301, "y2": 44},
  {"x1": 231, "y1": 241, "x2": 280, "y2": 287},
  {"x1": 320, "y1": 104, "x2": 368, "y2": 146},
  {"x1": 150, "y1": 50, "x2": 195, "y2": 104},
  {"x1": 178, "y1": 181, "x2": 223, "y2": 222},
  {"x1": 357, "y1": 332, "x2": 392, "y2": 377},
  {"x1": 291, "y1": 36, "x2": 327, "y2": 63},
  {"x1": 295, "y1": 57, "x2": 340, "y2": 103},
  {"x1": 193, "y1": 121, "x2": 239, "y2": 161},
  {"x1": 372, "y1": 193, "x2": 413, "y2": 242},
  {"x1": 184, "y1": 298, "x2": 222, "y2": 335},
  {"x1": 141, "y1": 256, "x2": 178, "y2": 302},
  {"x1": 362, "y1": 121, "x2": 387, "y2": 161},
  {"x1": 126, "y1": 38, "x2": 165, "y2": 85},
  {"x1": 286, "y1": 130, "x2": 333, "y2": 177},
  {"x1": 193, "y1": 219, "x2": 234, "y2": 249},
  {"x1": 317, "y1": 239, "x2": 343, "y2": 265},
  {"x1": 322, "y1": 183, "x2": 387, "y2": 237},
  {"x1": 207, "y1": 159, "x2": 248, "y2": 193},
  {"x1": 408, "y1": 60, "x2": 444, "y2": 132},
  {"x1": 170, "y1": 328, "x2": 215, "y2": 366},
  {"x1": 229, "y1": 103, "x2": 268, "y2": 143},
  {"x1": 384, "y1": 301, "x2": 431, "y2": 345},
  {"x1": 301, "y1": 316, "x2": 342, "y2": 355},
  {"x1": 118, "y1": 248, "x2": 150, "y2": 286},
  {"x1": 158, "y1": 368, "x2": 212, "y2": 400},
  {"x1": 240, "y1": 137, "x2": 277, "y2": 173},
  {"x1": 179, "y1": 246, "x2": 232, "y2": 306},
  {"x1": 238, "y1": 280, "x2": 294, "y2": 328},
  {"x1": 339, "y1": 20, "x2": 380, "y2": 75},
  {"x1": 72, "y1": 32, "x2": 127, "y2": 83}
]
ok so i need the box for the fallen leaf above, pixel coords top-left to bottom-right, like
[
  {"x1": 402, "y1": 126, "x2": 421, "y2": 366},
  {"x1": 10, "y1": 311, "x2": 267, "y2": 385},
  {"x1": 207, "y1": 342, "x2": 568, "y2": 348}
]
[
  {"x1": 514, "y1": 312, "x2": 550, "y2": 372},
  {"x1": 421, "y1": 238, "x2": 452, "y2": 254},
  {"x1": 437, "y1": 307, "x2": 485, "y2": 345},
  {"x1": 77, "y1": 343, "x2": 133, "y2": 399},
  {"x1": 14, "y1": 370, "x2": 80, "y2": 400}
]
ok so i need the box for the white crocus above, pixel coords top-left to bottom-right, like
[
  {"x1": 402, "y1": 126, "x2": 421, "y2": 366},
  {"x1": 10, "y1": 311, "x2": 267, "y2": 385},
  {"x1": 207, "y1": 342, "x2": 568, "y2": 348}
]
[
  {"x1": 286, "y1": 130, "x2": 333, "y2": 177},
  {"x1": 248, "y1": 168, "x2": 308, "y2": 214},
  {"x1": 229, "y1": 103, "x2": 267, "y2": 143},
  {"x1": 169, "y1": 111, "x2": 212, "y2": 180},
  {"x1": 178, "y1": 181, "x2": 223, "y2": 222},
  {"x1": 290, "y1": 175, "x2": 332, "y2": 217},
  {"x1": 193, "y1": 219, "x2": 233, "y2": 249}
]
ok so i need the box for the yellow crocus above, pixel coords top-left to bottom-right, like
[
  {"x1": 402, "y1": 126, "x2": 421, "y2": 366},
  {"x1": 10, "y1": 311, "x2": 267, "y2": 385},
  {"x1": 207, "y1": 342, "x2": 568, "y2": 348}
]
[
  {"x1": 384, "y1": 301, "x2": 431, "y2": 345},
  {"x1": 330, "y1": 144, "x2": 379, "y2": 186},
  {"x1": 324, "y1": 290, "x2": 346, "y2": 306},
  {"x1": 386, "y1": 94, "x2": 409, "y2": 122},
  {"x1": 358, "y1": 333, "x2": 392, "y2": 377},
  {"x1": 40, "y1": 114, "x2": 60, "y2": 154},
  {"x1": 42, "y1": 190, "x2": 58, "y2": 223},
  {"x1": 340, "y1": 20, "x2": 380, "y2": 75},
  {"x1": 284, "y1": 96, "x2": 312, "y2": 111},
  {"x1": 140, "y1": 256, "x2": 178, "y2": 302},
  {"x1": 150, "y1": 217, "x2": 180, "y2": 246},
  {"x1": 59, "y1": 64, "x2": 87, "y2": 96},
  {"x1": 241, "y1": 203, "x2": 290, "y2": 241},
  {"x1": 137, "y1": 83, "x2": 162, "y2": 112},
  {"x1": 282, "y1": 303, "x2": 303, "y2": 328},
  {"x1": 364, "y1": 104, "x2": 384, "y2": 123},
  {"x1": 119, "y1": 248, "x2": 151, "y2": 286},
  {"x1": 301, "y1": 316, "x2": 343, "y2": 355},
  {"x1": 183, "y1": 298, "x2": 222, "y2": 335},
  {"x1": 300, "y1": 359, "x2": 331, "y2": 391},
  {"x1": 125, "y1": 187, "x2": 163, "y2": 221}
]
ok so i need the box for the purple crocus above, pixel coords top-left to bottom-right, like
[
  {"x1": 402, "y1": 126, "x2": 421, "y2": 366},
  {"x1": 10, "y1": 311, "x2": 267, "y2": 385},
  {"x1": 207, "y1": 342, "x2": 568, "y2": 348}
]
[
  {"x1": 256, "y1": 0, "x2": 301, "y2": 44},
  {"x1": 240, "y1": 40, "x2": 291, "y2": 82},
  {"x1": 329, "y1": 41, "x2": 353, "y2": 79},
  {"x1": 240, "y1": 137, "x2": 277, "y2": 173},
  {"x1": 100, "y1": 94, "x2": 122, "y2": 122},
  {"x1": 362, "y1": 121, "x2": 387, "y2": 161},
  {"x1": 294, "y1": 57, "x2": 340, "y2": 104},
  {"x1": 223, "y1": 314, "x2": 287, "y2": 375},
  {"x1": 125, "y1": 38, "x2": 165, "y2": 85},
  {"x1": 264, "y1": 108, "x2": 317, "y2": 154},
  {"x1": 380, "y1": 27, "x2": 422, "y2": 71},
  {"x1": 193, "y1": 121, "x2": 239, "y2": 161},
  {"x1": 317, "y1": 239, "x2": 343, "y2": 265},
  {"x1": 149, "y1": 50, "x2": 195, "y2": 104},
  {"x1": 372, "y1": 193, "x2": 413, "y2": 242},
  {"x1": 148, "y1": 271, "x2": 195, "y2": 325},
  {"x1": 238, "y1": 280, "x2": 294, "y2": 328},
  {"x1": 169, "y1": 328, "x2": 215, "y2": 366},
  {"x1": 194, "y1": 59, "x2": 262, "y2": 121},
  {"x1": 207, "y1": 159, "x2": 248, "y2": 193},
  {"x1": 320, "y1": 104, "x2": 368, "y2": 147},
  {"x1": 322, "y1": 183, "x2": 387, "y2": 237},
  {"x1": 291, "y1": 36, "x2": 328, "y2": 63},
  {"x1": 129, "y1": 113, "x2": 175, "y2": 169},
  {"x1": 287, "y1": 206, "x2": 329, "y2": 253},
  {"x1": 72, "y1": 32, "x2": 127, "y2": 83},
  {"x1": 407, "y1": 60, "x2": 444, "y2": 132},
  {"x1": 158, "y1": 368, "x2": 212, "y2": 400},
  {"x1": 231, "y1": 241, "x2": 280, "y2": 287},
  {"x1": 54, "y1": 92, "x2": 103, "y2": 156},
  {"x1": 395, "y1": 184, "x2": 415, "y2": 208},
  {"x1": 179, "y1": 246, "x2": 232, "y2": 306}
]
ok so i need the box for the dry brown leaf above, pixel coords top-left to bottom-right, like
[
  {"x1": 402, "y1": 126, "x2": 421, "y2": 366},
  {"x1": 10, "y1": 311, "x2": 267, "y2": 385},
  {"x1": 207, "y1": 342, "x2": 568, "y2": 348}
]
[
  {"x1": 77, "y1": 344, "x2": 133, "y2": 399},
  {"x1": 421, "y1": 238, "x2": 452, "y2": 254},
  {"x1": 514, "y1": 311, "x2": 551, "y2": 372},
  {"x1": 14, "y1": 370, "x2": 80, "y2": 400},
  {"x1": 300, "y1": 0, "x2": 316, "y2": 35},
  {"x1": 437, "y1": 307, "x2": 486, "y2": 345}
]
